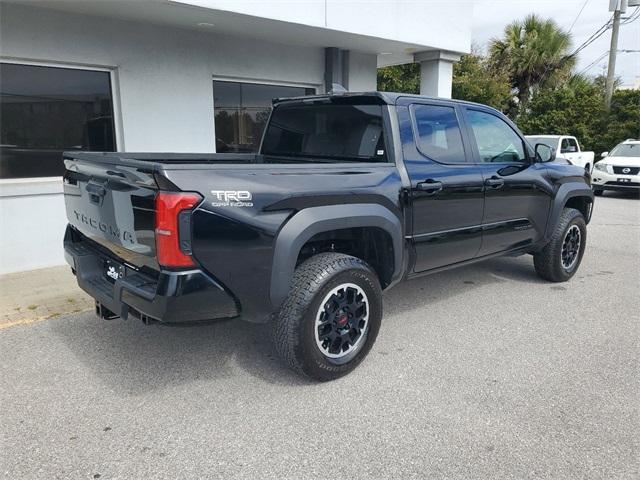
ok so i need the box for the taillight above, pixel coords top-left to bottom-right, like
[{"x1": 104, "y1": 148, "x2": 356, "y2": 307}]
[{"x1": 155, "y1": 191, "x2": 202, "y2": 268}]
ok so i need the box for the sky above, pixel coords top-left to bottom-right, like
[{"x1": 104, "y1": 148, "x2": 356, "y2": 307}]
[{"x1": 472, "y1": 0, "x2": 640, "y2": 86}]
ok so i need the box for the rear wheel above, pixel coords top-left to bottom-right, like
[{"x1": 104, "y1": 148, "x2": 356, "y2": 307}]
[
  {"x1": 593, "y1": 188, "x2": 604, "y2": 196},
  {"x1": 534, "y1": 208, "x2": 586, "y2": 282},
  {"x1": 272, "y1": 253, "x2": 382, "y2": 381}
]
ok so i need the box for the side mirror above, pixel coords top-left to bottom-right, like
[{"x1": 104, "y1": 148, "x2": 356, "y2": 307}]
[
  {"x1": 535, "y1": 143, "x2": 556, "y2": 163},
  {"x1": 601, "y1": 151, "x2": 609, "y2": 158}
]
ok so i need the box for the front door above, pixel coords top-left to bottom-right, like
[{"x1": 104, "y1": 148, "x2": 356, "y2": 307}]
[
  {"x1": 399, "y1": 101, "x2": 485, "y2": 273},
  {"x1": 462, "y1": 107, "x2": 552, "y2": 256}
]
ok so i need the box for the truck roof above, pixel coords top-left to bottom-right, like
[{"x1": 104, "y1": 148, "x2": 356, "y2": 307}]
[{"x1": 272, "y1": 91, "x2": 499, "y2": 111}]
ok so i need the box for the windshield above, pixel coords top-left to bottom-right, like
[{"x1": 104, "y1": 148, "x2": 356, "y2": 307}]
[
  {"x1": 610, "y1": 143, "x2": 640, "y2": 157},
  {"x1": 261, "y1": 103, "x2": 388, "y2": 162},
  {"x1": 527, "y1": 137, "x2": 557, "y2": 149}
]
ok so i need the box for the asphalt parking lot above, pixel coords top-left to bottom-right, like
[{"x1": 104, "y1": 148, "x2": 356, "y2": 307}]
[{"x1": 1, "y1": 192, "x2": 639, "y2": 480}]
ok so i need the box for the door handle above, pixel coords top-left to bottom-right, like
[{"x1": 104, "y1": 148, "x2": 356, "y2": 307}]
[
  {"x1": 417, "y1": 180, "x2": 443, "y2": 194},
  {"x1": 484, "y1": 177, "x2": 504, "y2": 189}
]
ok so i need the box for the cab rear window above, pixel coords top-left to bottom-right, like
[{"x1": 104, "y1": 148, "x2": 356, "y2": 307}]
[{"x1": 261, "y1": 104, "x2": 388, "y2": 162}]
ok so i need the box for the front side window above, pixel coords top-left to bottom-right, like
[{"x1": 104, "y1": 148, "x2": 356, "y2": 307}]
[
  {"x1": 261, "y1": 103, "x2": 387, "y2": 162},
  {"x1": 561, "y1": 138, "x2": 578, "y2": 153},
  {"x1": 1, "y1": 63, "x2": 116, "y2": 179},
  {"x1": 466, "y1": 109, "x2": 527, "y2": 164},
  {"x1": 213, "y1": 80, "x2": 315, "y2": 153},
  {"x1": 412, "y1": 104, "x2": 466, "y2": 163}
]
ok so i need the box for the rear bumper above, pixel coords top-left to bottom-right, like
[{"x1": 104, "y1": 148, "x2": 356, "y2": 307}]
[{"x1": 64, "y1": 226, "x2": 239, "y2": 323}]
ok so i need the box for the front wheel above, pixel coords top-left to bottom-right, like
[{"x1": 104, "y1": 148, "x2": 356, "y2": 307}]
[
  {"x1": 534, "y1": 208, "x2": 587, "y2": 282},
  {"x1": 272, "y1": 253, "x2": 382, "y2": 381},
  {"x1": 593, "y1": 188, "x2": 603, "y2": 196}
]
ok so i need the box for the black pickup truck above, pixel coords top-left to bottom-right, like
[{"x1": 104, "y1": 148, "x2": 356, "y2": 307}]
[{"x1": 63, "y1": 92, "x2": 593, "y2": 380}]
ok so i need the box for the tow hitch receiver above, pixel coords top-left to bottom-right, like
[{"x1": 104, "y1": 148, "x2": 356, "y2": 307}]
[{"x1": 96, "y1": 301, "x2": 119, "y2": 320}]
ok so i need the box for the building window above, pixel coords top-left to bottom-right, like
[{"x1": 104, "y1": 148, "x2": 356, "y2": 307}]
[
  {"x1": 214, "y1": 80, "x2": 315, "y2": 153},
  {"x1": 0, "y1": 62, "x2": 116, "y2": 179}
]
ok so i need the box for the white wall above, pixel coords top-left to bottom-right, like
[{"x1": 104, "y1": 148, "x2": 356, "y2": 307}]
[
  {"x1": 181, "y1": 0, "x2": 473, "y2": 54},
  {"x1": 0, "y1": 181, "x2": 68, "y2": 274}
]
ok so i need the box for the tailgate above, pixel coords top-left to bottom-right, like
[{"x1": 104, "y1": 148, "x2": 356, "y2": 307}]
[{"x1": 63, "y1": 154, "x2": 159, "y2": 270}]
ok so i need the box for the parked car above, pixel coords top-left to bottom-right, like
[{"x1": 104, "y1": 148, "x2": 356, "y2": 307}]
[
  {"x1": 63, "y1": 92, "x2": 594, "y2": 381},
  {"x1": 592, "y1": 139, "x2": 640, "y2": 196},
  {"x1": 526, "y1": 135, "x2": 595, "y2": 172}
]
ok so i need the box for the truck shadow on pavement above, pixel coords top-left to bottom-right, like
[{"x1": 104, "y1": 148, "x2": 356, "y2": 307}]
[{"x1": 52, "y1": 255, "x2": 542, "y2": 393}]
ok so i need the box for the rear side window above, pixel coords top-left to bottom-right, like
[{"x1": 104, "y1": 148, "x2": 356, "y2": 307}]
[
  {"x1": 261, "y1": 104, "x2": 387, "y2": 162},
  {"x1": 412, "y1": 104, "x2": 466, "y2": 164}
]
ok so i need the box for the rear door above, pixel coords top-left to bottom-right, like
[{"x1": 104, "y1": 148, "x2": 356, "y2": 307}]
[
  {"x1": 398, "y1": 99, "x2": 484, "y2": 272},
  {"x1": 461, "y1": 107, "x2": 552, "y2": 256}
]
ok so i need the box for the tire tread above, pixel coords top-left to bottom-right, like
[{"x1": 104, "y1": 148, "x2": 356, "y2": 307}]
[
  {"x1": 272, "y1": 253, "x2": 380, "y2": 380},
  {"x1": 534, "y1": 207, "x2": 585, "y2": 282}
]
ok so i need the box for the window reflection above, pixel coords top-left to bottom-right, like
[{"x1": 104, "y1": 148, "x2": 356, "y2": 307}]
[
  {"x1": 0, "y1": 63, "x2": 115, "y2": 179},
  {"x1": 213, "y1": 80, "x2": 314, "y2": 153}
]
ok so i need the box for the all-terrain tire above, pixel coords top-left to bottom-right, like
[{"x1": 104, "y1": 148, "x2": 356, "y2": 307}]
[
  {"x1": 272, "y1": 253, "x2": 382, "y2": 381},
  {"x1": 533, "y1": 208, "x2": 586, "y2": 282}
]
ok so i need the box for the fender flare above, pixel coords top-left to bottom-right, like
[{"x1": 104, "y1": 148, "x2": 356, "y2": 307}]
[
  {"x1": 545, "y1": 182, "x2": 594, "y2": 241},
  {"x1": 270, "y1": 203, "x2": 403, "y2": 308}
]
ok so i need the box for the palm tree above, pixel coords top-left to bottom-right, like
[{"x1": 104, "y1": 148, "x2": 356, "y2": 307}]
[{"x1": 489, "y1": 14, "x2": 576, "y2": 115}]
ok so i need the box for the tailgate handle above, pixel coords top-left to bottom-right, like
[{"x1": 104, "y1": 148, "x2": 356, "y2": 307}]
[
  {"x1": 86, "y1": 183, "x2": 106, "y2": 197},
  {"x1": 86, "y1": 182, "x2": 107, "y2": 204}
]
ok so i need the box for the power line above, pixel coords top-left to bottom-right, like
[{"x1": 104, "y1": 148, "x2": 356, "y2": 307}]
[
  {"x1": 539, "y1": 14, "x2": 613, "y2": 87},
  {"x1": 579, "y1": 50, "x2": 609, "y2": 74},
  {"x1": 621, "y1": 6, "x2": 640, "y2": 23},
  {"x1": 568, "y1": 0, "x2": 592, "y2": 33},
  {"x1": 568, "y1": 15, "x2": 614, "y2": 59},
  {"x1": 579, "y1": 49, "x2": 640, "y2": 75}
]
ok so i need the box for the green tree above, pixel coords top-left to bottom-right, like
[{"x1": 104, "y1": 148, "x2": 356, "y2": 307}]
[
  {"x1": 517, "y1": 75, "x2": 605, "y2": 151},
  {"x1": 377, "y1": 63, "x2": 420, "y2": 94},
  {"x1": 516, "y1": 75, "x2": 639, "y2": 154},
  {"x1": 489, "y1": 14, "x2": 575, "y2": 114},
  {"x1": 602, "y1": 89, "x2": 640, "y2": 151},
  {"x1": 452, "y1": 53, "x2": 512, "y2": 111}
]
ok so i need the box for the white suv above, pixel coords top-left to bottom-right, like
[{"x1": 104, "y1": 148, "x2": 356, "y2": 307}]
[{"x1": 592, "y1": 139, "x2": 640, "y2": 196}]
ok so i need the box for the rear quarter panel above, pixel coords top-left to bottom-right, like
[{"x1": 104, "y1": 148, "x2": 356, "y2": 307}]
[{"x1": 162, "y1": 163, "x2": 404, "y2": 321}]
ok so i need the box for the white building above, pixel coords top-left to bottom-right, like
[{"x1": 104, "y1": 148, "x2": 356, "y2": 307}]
[{"x1": 0, "y1": 0, "x2": 472, "y2": 274}]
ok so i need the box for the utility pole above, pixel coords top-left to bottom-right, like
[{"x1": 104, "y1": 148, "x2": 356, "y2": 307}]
[{"x1": 605, "y1": 6, "x2": 622, "y2": 111}]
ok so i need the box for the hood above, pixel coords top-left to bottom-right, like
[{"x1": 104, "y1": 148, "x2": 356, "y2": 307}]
[{"x1": 601, "y1": 156, "x2": 640, "y2": 167}]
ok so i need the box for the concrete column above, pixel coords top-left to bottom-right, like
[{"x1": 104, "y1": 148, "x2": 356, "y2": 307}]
[
  {"x1": 325, "y1": 47, "x2": 349, "y2": 92},
  {"x1": 414, "y1": 51, "x2": 461, "y2": 99}
]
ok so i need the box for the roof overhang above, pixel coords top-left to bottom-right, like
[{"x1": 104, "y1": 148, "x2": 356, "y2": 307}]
[{"x1": 5, "y1": 0, "x2": 470, "y2": 67}]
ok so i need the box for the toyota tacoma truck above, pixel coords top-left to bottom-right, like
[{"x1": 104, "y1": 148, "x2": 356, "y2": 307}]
[{"x1": 63, "y1": 92, "x2": 594, "y2": 381}]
